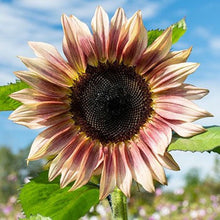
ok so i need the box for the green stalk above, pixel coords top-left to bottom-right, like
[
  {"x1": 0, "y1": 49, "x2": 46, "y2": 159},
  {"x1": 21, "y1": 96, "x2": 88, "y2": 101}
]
[{"x1": 111, "y1": 188, "x2": 128, "y2": 220}]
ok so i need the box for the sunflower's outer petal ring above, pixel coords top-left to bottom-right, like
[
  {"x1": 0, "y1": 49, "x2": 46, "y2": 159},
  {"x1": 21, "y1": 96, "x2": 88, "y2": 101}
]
[
  {"x1": 61, "y1": 14, "x2": 86, "y2": 73},
  {"x1": 91, "y1": 6, "x2": 109, "y2": 63},
  {"x1": 136, "y1": 27, "x2": 172, "y2": 74},
  {"x1": 9, "y1": 102, "x2": 69, "y2": 129},
  {"x1": 69, "y1": 142, "x2": 102, "y2": 191},
  {"x1": 14, "y1": 71, "x2": 70, "y2": 98},
  {"x1": 140, "y1": 117, "x2": 172, "y2": 155},
  {"x1": 125, "y1": 141, "x2": 155, "y2": 192},
  {"x1": 10, "y1": 88, "x2": 68, "y2": 104},
  {"x1": 27, "y1": 120, "x2": 77, "y2": 161},
  {"x1": 155, "y1": 114, "x2": 207, "y2": 137},
  {"x1": 60, "y1": 137, "x2": 91, "y2": 188},
  {"x1": 18, "y1": 56, "x2": 73, "y2": 87},
  {"x1": 28, "y1": 41, "x2": 77, "y2": 79},
  {"x1": 149, "y1": 62, "x2": 200, "y2": 92},
  {"x1": 137, "y1": 140, "x2": 167, "y2": 185},
  {"x1": 156, "y1": 152, "x2": 180, "y2": 171},
  {"x1": 108, "y1": 8, "x2": 127, "y2": 63},
  {"x1": 154, "y1": 95, "x2": 213, "y2": 122},
  {"x1": 99, "y1": 145, "x2": 116, "y2": 200},
  {"x1": 120, "y1": 11, "x2": 148, "y2": 65},
  {"x1": 68, "y1": 15, "x2": 98, "y2": 67},
  {"x1": 114, "y1": 143, "x2": 132, "y2": 197},
  {"x1": 156, "y1": 83, "x2": 209, "y2": 100},
  {"x1": 48, "y1": 143, "x2": 75, "y2": 181}
]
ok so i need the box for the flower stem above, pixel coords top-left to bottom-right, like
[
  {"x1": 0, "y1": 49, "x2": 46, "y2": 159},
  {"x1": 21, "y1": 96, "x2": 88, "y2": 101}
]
[{"x1": 111, "y1": 188, "x2": 128, "y2": 220}]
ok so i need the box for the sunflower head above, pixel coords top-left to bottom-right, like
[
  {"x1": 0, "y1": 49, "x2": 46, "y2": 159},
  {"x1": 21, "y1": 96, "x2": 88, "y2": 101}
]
[{"x1": 9, "y1": 6, "x2": 212, "y2": 199}]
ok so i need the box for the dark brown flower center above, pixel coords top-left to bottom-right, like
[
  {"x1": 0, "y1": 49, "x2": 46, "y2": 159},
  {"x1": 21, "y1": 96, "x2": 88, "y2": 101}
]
[{"x1": 70, "y1": 62, "x2": 153, "y2": 144}]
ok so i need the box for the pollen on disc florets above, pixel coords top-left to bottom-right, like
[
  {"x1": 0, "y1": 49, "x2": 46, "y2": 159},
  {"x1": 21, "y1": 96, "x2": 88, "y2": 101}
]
[{"x1": 70, "y1": 62, "x2": 153, "y2": 144}]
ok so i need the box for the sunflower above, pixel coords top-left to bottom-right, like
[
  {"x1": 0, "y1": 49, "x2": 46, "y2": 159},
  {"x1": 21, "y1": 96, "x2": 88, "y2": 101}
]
[{"x1": 9, "y1": 7, "x2": 212, "y2": 199}]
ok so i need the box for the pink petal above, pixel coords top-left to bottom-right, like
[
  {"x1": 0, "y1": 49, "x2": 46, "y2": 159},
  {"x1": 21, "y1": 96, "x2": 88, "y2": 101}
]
[
  {"x1": 113, "y1": 143, "x2": 132, "y2": 197},
  {"x1": 120, "y1": 11, "x2": 148, "y2": 65},
  {"x1": 140, "y1": 118, "x2": 172, "y2": 155},
  {"x1": 19, "y1": 56, "x2": 73, "y2": 87},
  {"x1": 27, "y1": 119, "x2": 77, "y2": 160},
  {"x1": 149, "y1": 62, "x2": 200, "y2": 93},
  {"x1": 14, "y1": 71, "x2": 70, "y2": 98},
  {"x1": 28, "y1": 41, "x2": 77, "y2": 79},
  {"x1": 9, "y1": 102, "x2": 69, "y2": 129},
  {"x1": 156, "y1": 152, "x2": 180, "y2": 171},
  {"x1": 60, "y1": 137, "x2": 91, "y2": 188},
  {"x1": 155, "y1": 95, "x2": 213, "y2": 122},
  {"x1": 125, "y1": 141, "x2": 155, "y2": 192},
  {"x1": 99, "y1": 145, "x2": 116, "y2": 200},
  {"x1": 156, "y1": 83, "x2": 209, "y2": 100},
  {"x1": 137, "y1": 140, "x2": 167, "y2": 184},
  {"x1": 156, "y1": 114, "x2": 207, "y2": 137},
  {"x1": 108, "y1": 8, "x2": 127, "y2": 63},
  {"x1": 68, "y1": 15, "x2": 98, "y2": 66},
  {"x1": 136, "y1": 27, "x2": 172, "y2": 74},
  {"x1": 70, "y1": 142, "x2": 102, "y2": 191},
  {"x1": 91, "y1": 6, "x2": 109, "y2": 62},
  {"x1": 61, "y1": 14, "x2": 86, "y2": 73}
]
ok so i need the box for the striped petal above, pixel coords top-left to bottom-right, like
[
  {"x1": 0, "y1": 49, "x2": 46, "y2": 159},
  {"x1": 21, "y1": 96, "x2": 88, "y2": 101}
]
[
  {"x1": 99, "y1": 146, "x2": 116, "y2": 200},
  {"x1": 136, "y1": 27, "x2": 172, "y2": 74},
  {"x1": 91, "y1": 6, "x2": 109, "y2": 62},
  {"x1": 62, "y1": 14, "x2": 86, "y2": 73},
  {"x1": 126, "y1": 141, "x2": 155, "y2": 192},
  {"x1": 120, "y1": 11, "x2": 148, "y2": 65},
  {"x1": 113, "y1": 143, "x2": 132, "y2": 197},
  {"x1": 154, "y1": 95, "x2": 212, "y2": 122},
  {"x1": 19, "y1": 56, "x2": 73, "y2": 87},
  {"x1": 108, "y1": 8, "x2": 127, "y2": 62},
  {"x1": 28, "y1": 41, "x2": 77, "y2": 79}
]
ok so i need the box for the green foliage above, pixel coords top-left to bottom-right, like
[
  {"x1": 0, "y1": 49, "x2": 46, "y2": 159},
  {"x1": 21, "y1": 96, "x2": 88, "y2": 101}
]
[
  {"x1": 23, "y1": 214, "x2": 52, "y2": 220},
  {"x1": 20, "y1": 171, "x2": 99, "y2": 220},
  {"x1": 168, "y1": 126, "x2": 220, "y2": 153},
  {"x1": 147, "y1": 18, "x2": 186, "y2": 46},
  {"x1": 0, "y1": 80, "x2": 28, "y2": 111}
]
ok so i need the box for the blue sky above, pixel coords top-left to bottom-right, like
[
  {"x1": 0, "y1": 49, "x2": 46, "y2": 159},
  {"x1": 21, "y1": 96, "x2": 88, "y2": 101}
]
[{"x1": 0, "y1": 0, "x2": 219, "y2": 189}]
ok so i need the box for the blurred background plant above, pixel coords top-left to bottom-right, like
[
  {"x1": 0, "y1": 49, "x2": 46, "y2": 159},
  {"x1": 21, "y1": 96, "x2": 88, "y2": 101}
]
[{"x1": 1, "y1": 144, "x2": 219, "y2": 219}]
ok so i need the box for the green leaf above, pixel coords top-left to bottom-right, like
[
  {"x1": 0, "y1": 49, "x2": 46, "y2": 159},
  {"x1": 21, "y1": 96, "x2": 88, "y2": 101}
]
[
  {"x1": 0, "y1": 81, "x2": 28, "y2": 111},
  {"x1": 20, "y1": 171, "x2": 99, "y2": 220},
  {"x1": 168, "y1": 126, "x2": 220, "y2": 153},
  {"x1": 171, "y1": 17, "x2": 187, "y2": 44},
  {"x1": 147, "y1": 18, "x2": 187, "y2": 46},
  {"x1": 22, "y1": 214, "x2": 52, "y2": 220}
]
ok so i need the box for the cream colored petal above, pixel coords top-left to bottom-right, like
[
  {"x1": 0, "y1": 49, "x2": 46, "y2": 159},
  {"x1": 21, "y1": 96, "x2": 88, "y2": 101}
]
[
  {"x1": 99, "y1": 146, "x2": 116, "y2": 200},
  {"x1": 10, "y1": 88, "x2": 67, "y2": 104},
  {"x1": 19, "y1": 56, "x2": 73, "y2": 87},
  {"x1": 69, "y1": 142, "x2": 102, "y2": 191},
  {"x1": 150, "y1": 62, "x2": 200, "y2": 93},
  {"x1": 14, "y1": 71, "x2": 70, "y2": 98},
  {"x1": 114, "y1": 143, "x2": 132, "y2": 197},
  {"x1": 137, "y1": 140, "x2": 167, "y2": 185},
  {"x1": 156, "y1": 114, "x2": 207, "y2": 137},
  {"x1": 140, "y1": 117, "x2": 172, "y2": 155},
  {"x1": 154, "y1": 95, "x2": 213, "y2": 122},
  {"x1": 155, "y1": 83, "x2": 209, "y2": 100},
  {"x1": 136, "y1": 27, "x2": 172, "y2": 74},
  {"x1": 61, "y1": 14, "x2": 86, "y2": 73},
  {"x1": 91, "y1": 6, "x2": 109, "y2": 62},
  {"x1": 108, "y1": 8, "x2": 127, "y2": 63},
  {"x1": 156, "y1": 152, "x2": 180, "y2": 171},
  {"x1": 28, "y1": 121, "x2": 77, "y2": 161},
  {"x1": 69, "y1": 15, "x2": 98, "y2": 66},
  {"x1": 123, "y1": 11, "x2": 148, "y2": 65},
  {"x1": 28, "y1": 41, "x2": 77, "y2": 79},
  {"x1": 125, "y1": 141, "x2": 155, "y2": 192}
]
